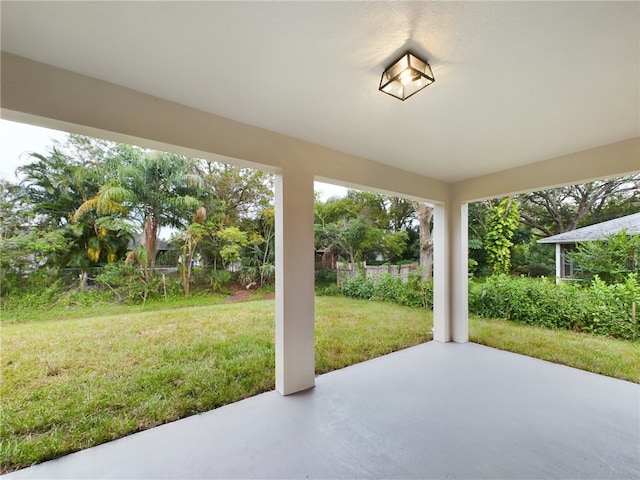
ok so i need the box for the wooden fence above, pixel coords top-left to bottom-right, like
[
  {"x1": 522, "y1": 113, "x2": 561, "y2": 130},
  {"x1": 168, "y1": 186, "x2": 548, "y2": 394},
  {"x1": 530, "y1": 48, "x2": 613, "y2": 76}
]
[{"x1": 336, "y1": 262, "x2": 419, "y2": 286}]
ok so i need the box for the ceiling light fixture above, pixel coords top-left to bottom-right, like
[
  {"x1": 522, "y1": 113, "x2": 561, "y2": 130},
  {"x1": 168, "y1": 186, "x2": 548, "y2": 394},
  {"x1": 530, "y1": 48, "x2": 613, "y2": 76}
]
[{"x1": 379, "y1": 51, "x2": 435, "y2": 101}]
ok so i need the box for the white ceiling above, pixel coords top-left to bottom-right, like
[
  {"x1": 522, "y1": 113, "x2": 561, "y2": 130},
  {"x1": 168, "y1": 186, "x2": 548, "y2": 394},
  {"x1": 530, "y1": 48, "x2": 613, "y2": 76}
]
[{"x1": 1, "y1": 1, "x2": 638, "y2": 182}]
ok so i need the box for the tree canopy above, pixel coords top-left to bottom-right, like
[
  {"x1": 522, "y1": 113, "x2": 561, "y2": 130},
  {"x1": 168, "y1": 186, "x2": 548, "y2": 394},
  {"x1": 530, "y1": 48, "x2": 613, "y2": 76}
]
[{"x1": 2, "y1": 131, "x2": 637, "y2": 302}]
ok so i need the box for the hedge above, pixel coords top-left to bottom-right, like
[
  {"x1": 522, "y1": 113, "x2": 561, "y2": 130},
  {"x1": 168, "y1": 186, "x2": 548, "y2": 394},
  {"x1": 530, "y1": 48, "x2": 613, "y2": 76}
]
[
  {"x1": 337, "y1": 273, "x2": 640, "y2": 341},
  {"x1": 339, "y1": 273, "x2": 433, "y2": 310},
  {"x1": 469, "y1": 275, "x2": 640, "y2": 341}
]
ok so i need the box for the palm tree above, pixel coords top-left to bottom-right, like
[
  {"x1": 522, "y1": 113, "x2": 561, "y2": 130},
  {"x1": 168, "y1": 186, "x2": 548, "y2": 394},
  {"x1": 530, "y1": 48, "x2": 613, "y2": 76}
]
[
  {"x1": 18, "y1": 148, "x2": 132, "y2": 277},
  {"x1": 75, "y1": 146, "x2": 203, "y2": 270}
]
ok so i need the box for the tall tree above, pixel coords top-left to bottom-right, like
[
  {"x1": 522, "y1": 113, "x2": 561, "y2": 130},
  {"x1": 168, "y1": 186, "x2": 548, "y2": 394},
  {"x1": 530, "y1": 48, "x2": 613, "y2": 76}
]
[
  {"x1": 315, "y1": 191, "x2": 413, "y2": 267},
  {"x1": 179, "y1": 206, "x2": 207, "y2": 297},
  {"x1": 0, "y1": 179, "x2": 68, "y2": 286},
  {"x1": 17, "y1": 147, "x2": 131, "y2": 274},
  {"x1": 196, "y1": 161, "x2": 273, "y2": 225},
  {"x1": 412, "y1": 202, "x2": 433, "y2": 279},
  {"x1": 517, "y1": 175, "x2": 640, "y2": 236},
  {"x1": 76, "y1": 146, "x2": 203, "y2": 270}
]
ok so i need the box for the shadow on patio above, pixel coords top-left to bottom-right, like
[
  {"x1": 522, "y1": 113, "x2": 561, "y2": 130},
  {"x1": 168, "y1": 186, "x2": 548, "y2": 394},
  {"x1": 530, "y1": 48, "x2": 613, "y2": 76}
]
[{"x1": 4, "y1": 342, "x2": 639, "y2": 479}]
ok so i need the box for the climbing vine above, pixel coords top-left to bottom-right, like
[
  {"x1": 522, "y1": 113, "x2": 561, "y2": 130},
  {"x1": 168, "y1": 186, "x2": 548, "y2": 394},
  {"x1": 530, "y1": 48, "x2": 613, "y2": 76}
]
[{"x1": 484, "y1": 198, "x2": 520, "y2": 275}]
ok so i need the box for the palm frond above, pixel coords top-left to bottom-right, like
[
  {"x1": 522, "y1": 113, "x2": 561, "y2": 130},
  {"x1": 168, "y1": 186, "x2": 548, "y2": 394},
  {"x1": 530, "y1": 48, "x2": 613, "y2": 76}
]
[{"x1": 73, "y1": 198, "x2": 98, "y2": 222}]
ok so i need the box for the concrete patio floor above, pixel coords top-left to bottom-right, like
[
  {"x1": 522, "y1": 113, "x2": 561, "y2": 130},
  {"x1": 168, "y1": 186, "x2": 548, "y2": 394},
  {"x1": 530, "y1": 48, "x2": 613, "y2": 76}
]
[{"x1": 4, "y1": 342, "x2": 639, "y2": 479}]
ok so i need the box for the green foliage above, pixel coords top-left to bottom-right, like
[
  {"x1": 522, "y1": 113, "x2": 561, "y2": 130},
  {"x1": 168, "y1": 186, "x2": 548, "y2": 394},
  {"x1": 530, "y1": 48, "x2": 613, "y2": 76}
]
[
  {"x1": 0, "y1": 272, "x2": 69, "y2": 310},
  {"x1": 586, "y1": 275, "x2": 640, "y2": 339},
  {"x1": 469, "y1": 275, "x2": 640, "y2": 341},
  {"x1": 217, "y1": 226, "x2": 249, "y2": 264},
  {"x1": 568, "y1": 231, "x2": 640, "y2": 284},
  {"x1": 382, "y1": 230, "x2": 410, "y2": 261},
  {"x1": 314, "y1": 190, "x2": 416, "y2": 266},
  {"x1": 340, "y1": 274, "x2": 433, "y2": 309},
  {"x1": 484, "y1": 198, "x2": 519, "y2": 275},
  {"x1": 94, "y1": 262, "x2": 170, "y2": 304},
  {"x1": 197, "y1": 162, "x2": 273, "y2": 224},
  {"x1": 315, "y1": 268, "x2": 337, "y2": 284},
  {"x1": 510, "y1": 232, "x2": 555, "y2": 277},
  {"x1": 77, "y1": 146, "x2": 205, "y2": 270},
  {"x1": 209, "y1": 269, "x2": 233, "y2": 294},
  {"x1": 316, "y1": 284, "x2": 342, "y2": 297},
  {"x1": 517, "y1": 175, "x2": 640, "y2": 237},
  {"x1": 341, "y1": 274, "x2": 375, "y2": 299},
  {"x1": 14, "y1": 146, "x2": 131, "y2": 271},
  {"x1": 0, "y1": 227, "x2": 68, "y2": 284}
]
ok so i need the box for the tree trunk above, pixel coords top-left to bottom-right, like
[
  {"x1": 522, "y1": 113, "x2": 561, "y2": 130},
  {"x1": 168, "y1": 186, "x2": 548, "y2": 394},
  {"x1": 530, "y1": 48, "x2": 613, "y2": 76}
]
[
  {"x1": 414, "y1": 202, "x2": 433, "y2": 280},
  {"x1": 145, "y1": 216, "x2": 158, "y2": 271},
  {"x1": 79, "y1": 270, "x2": 88, "y2": 291},
  {"x1": 182, "y1": 237, "x2": 193, "y2": 297}
]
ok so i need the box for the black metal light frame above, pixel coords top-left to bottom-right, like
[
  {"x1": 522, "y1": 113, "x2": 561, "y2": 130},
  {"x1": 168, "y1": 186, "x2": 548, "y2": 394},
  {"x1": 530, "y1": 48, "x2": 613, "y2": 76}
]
[{"x1": 379, "y1": 51, "x2": 435, "y2": 101}]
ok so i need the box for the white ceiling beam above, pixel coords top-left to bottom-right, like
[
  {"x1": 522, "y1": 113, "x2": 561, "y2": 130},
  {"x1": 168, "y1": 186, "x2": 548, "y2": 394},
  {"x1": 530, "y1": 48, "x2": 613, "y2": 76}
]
[
  {"x1": 0, "y1": 52, "x2": 449, "y2": 204},
  {"x1": 452, "y1": 137, "x2": 640, "y2": 203}
]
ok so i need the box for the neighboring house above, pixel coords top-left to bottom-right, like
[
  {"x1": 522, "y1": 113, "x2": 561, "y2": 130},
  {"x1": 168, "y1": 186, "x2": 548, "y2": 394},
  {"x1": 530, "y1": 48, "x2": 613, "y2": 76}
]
[
  {"x1": 128, "y1": 235, "x2": 173, "y2": 261},
  {"x1": 537, "y1": 212, "x2": 640, "y2": 282}
]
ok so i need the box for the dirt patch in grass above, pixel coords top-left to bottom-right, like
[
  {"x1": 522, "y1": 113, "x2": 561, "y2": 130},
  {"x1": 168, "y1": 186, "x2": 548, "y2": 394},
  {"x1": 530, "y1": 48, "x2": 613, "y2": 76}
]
[{"x1": 226, "y1": 288, "x2": 275, "y2": 303}]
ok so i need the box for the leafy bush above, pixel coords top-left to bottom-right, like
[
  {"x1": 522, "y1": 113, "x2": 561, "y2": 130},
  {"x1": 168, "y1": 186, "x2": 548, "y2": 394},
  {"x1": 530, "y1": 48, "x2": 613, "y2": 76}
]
[
  {"x1": 341, "y1": 273, "x2": 639, "y2": 341},
  {"x1": 316, "y1": 284, "x2": 343, "y2": 297},
  {"x1": 0, "y1": 272, "x2": 71, "y2": 311},
  {"x1": 209, "y1": 269, "x2": 233, "y2": 294},
  {"x1": 516, "y1": 262, "x2": 554, "y2": 277},
  {"x1": 315, "y1": 268, "x2": 337, "y2": 284},
  {"x1": 469, "y1": 274, "x2": 640, "y2": 341},
  {"x1": 340, "y1": 273, "x2": 433, "y2": 309},
  {"x1": 568, "y1": 232, "x2": 640, "y2": 284},
  {"x1": 585, "y1": 275, "x2": 640, "y2": 339},
  {"x1": 94, "y1": 262, "x2": 167, "y2": 304}
]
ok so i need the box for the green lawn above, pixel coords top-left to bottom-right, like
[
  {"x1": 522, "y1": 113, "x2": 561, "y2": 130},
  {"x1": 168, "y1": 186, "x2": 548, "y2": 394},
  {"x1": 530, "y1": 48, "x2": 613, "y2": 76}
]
[
  {"x1": 469, "y1": 317, "x2": 640, "y2": 383},
  {"x1": 1, "y1": 296, "x2": 638, "y2": 473},
  {"x1": 0, "y1": 297, "x2": 430, "y2": 472}
]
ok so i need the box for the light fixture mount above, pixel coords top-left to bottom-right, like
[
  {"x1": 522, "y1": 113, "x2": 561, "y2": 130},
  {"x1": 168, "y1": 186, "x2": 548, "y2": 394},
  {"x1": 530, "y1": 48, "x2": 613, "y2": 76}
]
[{"x1": 379, "y1": 51, "x2": 435, "y2": 101}]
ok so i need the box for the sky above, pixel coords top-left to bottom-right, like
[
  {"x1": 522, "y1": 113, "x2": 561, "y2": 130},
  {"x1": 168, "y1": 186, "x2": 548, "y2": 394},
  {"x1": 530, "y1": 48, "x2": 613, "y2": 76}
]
[
  {"x1": 0, "y1": 119, "x2": 348, "y2": 199},
  {"x1": 0, "y1": 119, "x2": 68, "y2": 181}
]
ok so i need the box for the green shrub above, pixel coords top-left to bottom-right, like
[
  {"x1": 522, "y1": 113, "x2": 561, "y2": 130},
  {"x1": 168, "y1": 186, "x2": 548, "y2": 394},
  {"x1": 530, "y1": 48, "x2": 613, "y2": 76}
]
[
  {"x1": 569, "y1": 232, "x2": 640, "y2": 284},
  {"x1": 371, "y1": 274, "x2": 403, "y2": 303},
  {"x1": 403, "y1": 275, "x2": 434, "y2": 309},
  {"x1": 94, "y1": 262, "x2": 165, "y2": 304},
  {"x1": 0, "y1": 271, "x2": 71, "y2": 311},
  {"x1": 340, "y1": 273, "x2": 433, "y2": 309},
  {"x1": 469, "y1": 274, "x2": 640, "y2": 341},
  {"x1": 209, "y1": 269, "x2": 233, "y2": 294},
  {"x1": 341, "y1": 273, "x2": 639, "y2": 340},
  {"x1": 315, "y1": 268, "x2": 337, "y2": 284},
  {"x1": 584, "y1": 275, "x2": 640, "y2": 339},
  {"x1": 316, "y1": 284, "x2": 343, "y2": 297},
  {"x1": 341, "y1": 274, "x2": 376, "y2": 300}
]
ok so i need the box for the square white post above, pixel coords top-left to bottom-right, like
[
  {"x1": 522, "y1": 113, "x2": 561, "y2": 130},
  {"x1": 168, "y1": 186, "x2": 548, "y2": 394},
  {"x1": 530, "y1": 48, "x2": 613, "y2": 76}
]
[
  {"x1": 433, "y1": 200, "x2": 469, "y2": 343},
  {"x1": 274, "y1": 168, "x2": 316, "y2": 395},
  {"x1": 555, "y1": 243, "x2": 562, "y2": 284}
]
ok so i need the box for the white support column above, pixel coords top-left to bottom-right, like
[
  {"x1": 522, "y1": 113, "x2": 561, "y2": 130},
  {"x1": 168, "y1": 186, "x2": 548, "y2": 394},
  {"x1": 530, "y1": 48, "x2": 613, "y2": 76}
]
[
  {"x1": 555, "y1": 243, "x2": 562, "y2": 284},
  {"x1": 433, "y1": 200, "x2": 469, "y2": 343},
  {"x1": 274, "y1": 168, "x2": 316, "y2": 395}
]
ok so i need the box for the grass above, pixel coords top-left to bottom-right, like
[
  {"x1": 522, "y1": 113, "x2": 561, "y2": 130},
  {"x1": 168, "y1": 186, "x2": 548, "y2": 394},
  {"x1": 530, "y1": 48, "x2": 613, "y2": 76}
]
[
  {"x1": 0, "y1": 297, "x2": 430, "y2": 473},
  {"x1": 315, "y1": 297, "x2": 431, "y2": 373},
  {"x1": 0, "y1": 293, "x2": 228, "y2": 324},
  {"x1": 469, "y1": 317, "x2": 640, "y2": 383}
]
